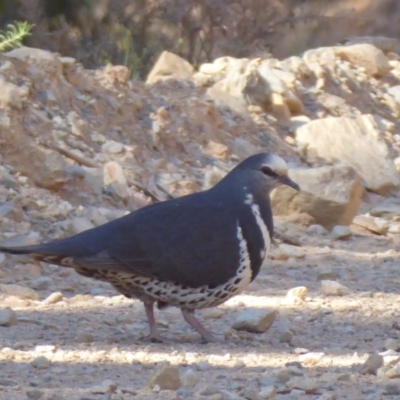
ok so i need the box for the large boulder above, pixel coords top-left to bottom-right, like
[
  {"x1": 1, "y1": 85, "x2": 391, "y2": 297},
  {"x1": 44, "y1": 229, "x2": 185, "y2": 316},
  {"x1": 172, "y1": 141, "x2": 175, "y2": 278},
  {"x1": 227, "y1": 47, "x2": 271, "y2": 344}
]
[
  {"x1": 146, "y1": 51, "x2": 194, "y2": 84},
  {"x1": 271, "y1": 165, "x2": 363, "y2": 230},
  {"x1": 295, "y1": 114, "x2": 400, "y2": 195}
]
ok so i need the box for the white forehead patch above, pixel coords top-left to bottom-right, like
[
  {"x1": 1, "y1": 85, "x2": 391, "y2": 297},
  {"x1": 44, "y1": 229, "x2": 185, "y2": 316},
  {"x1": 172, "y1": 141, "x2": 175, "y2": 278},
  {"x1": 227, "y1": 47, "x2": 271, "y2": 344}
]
[{"x1": 265, "y1": 154, "x2": 288, "y2": 175}]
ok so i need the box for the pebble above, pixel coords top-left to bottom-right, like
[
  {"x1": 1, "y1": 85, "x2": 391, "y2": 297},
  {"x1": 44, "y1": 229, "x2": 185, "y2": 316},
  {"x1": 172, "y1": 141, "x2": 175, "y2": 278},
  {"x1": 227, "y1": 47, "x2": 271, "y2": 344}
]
[
  {"x1": 242, "y1": 388, "x2": 262, "y2": 400},
  {"x1": 316, "y1": 269, "x2": 336, "y2": 281},
  {"x1": 44, "y1": 292, "x2": 63, "y2": 305},
  {"x1": 385, "y1": 382, "x2": 400, "y2": 395},
  {"x1": 0, "y1": 307, "x2": 17, "y2": 326},
  {"x1": 148, "y1": 363, "x2": 181, "y2": 390},
  {"x1": 31, "y1": 356, "x2": 50, "y2": 369},
  {"x1": 286, "y1": 286, "x2": 307, "y2": 302},
  {"x1": 26, "y1": 389, "x2": 44, "y2": 399},
  {"x1": 280, "y1": 330, "x2": 294, "y2": 343},
  {"x1": 90, "y1": 379, "x2": 117, "y2": 394},
  {"x1": 75, "y1": 332, "x2": 94, "y2": 343},
  {"x1": 384, "y1": 338, "x2": 400, "y2": 351},
  {"x1": 30, "y1": 276, "x2": 52, "y2": 290},
  {"x1": 320, "y1": 280, "x2": 350, "y2": 296},
  {"x1": 385, "y1": 363, "x2": 400, "y2": 379},
  {"x1": 181, "y1": 368, "x2": 198, "y2": 387},
  {"x1": 299, "y1": 352, "x2": 325, "y2": 366},
  {"x1": 0, "y1": 284, "x2": 40, "y2": 300},
  {"x1": 359, "y1": 354, "x2": 383, "y2": 374},
  {"x1": 0, "y1": 378, "x2": 17, "y2": 386},
  {"x1": 101, "y1": 140, "x2": 124, "y2": 154},
  {"x1": 259, "y1": 386, "x2": 277, "y2": 398},
  {"x1": 198, "y1": 384, "x2": 219, "y2": 395},
  {"x1": 286, "y1": 377, "x2": 318, "y2": 393},
  {"x1": 307, "y1": 224, "x2": 327, "y2": 235},
  {"x1": 331, "y1": 225, "x2": 352, "y2": 240},
  {"x1": 232, "y1": 309, "x2": 277, "y2": 333}
]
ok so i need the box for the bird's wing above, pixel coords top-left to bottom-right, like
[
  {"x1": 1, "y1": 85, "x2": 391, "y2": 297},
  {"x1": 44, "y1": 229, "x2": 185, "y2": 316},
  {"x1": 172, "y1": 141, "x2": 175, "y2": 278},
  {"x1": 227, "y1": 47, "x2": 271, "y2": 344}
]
[{"x1": 75, "y1": 193, "x2": 242, "y2": 288}]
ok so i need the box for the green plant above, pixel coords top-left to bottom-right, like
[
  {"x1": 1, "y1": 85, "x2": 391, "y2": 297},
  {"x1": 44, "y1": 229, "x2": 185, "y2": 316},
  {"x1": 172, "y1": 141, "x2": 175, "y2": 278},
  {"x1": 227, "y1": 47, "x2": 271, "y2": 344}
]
[{"x1": 0, "y1": 21, "x2": 34, "y2": 52}]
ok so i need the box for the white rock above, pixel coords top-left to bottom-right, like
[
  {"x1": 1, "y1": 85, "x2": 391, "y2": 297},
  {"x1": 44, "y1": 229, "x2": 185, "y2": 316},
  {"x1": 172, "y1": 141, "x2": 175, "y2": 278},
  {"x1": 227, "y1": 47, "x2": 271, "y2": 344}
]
[
  {"x1": 299, "y1": 352, "x2": 325, "y2": 366},
  {"x1": 30, "y1": 276, "x2": 52, "y2": 291},
  {"x1": 286, "y1": 286, "x2": 308, "y2": 302},
  {"x1": 233, "y1": 309, "x2": 277, "y2": 333},
  {"x1": 181, "y1": 368, "x2": 198, "y2": 387},
  {"x1": 321, "y1": 280, "x2": 350, "y2": 296},
  {"x1": 31, "y1": 356, "x2": 50, "y2": 369},
  {"x1": 43, "y1": 292, "x2": 63, "y2": 305},
  {"x1": 0, "y1": 284, "x2": 39, "y2": 300},
  {"x1": 0, "y1": 308, "x2": 17, "y2": 326},
  {"x1": 148, "y1": 363, "x2": 181, "y2": 390},
  {"x1": 295, "y1": 114, "x2": 400, "y2": 194},
  {"x1": 331, "y1": 225, "x2": 352, "y2": 240},
  {"x1": 91, "y1": 379, "x2": 117, "y2": 394}
]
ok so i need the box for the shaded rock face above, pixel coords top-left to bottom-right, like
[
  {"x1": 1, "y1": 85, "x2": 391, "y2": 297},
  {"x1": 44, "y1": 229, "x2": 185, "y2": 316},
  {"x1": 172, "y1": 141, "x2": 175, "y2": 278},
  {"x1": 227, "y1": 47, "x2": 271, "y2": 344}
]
[{"x1": 272, "y1": 165, "x2": 363, "y2": 230}]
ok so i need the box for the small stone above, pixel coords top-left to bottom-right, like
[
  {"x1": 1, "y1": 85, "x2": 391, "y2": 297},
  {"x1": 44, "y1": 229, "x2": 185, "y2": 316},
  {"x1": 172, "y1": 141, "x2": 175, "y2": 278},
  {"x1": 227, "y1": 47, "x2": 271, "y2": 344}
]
[
  {"x1": 337, "y1": 374, "x2": 351, "y2": 382},
  {"x1": 30, "y1": 276, "x2": 52, "y2": 291},
  {"x1": 307, "y1": 224, "x2": 327, "y2": 235},
  {"x1": 91, "y1": 379, "x2": 117, "y2": 394},
  {"x1": 299, "y1": 352, "x2": 324, "y2": 366},
  {"x1": 385, "y1": 382, "x2": 400, "y2": 395},
  {"x1": 198, "y1": 383, "x2": 218, "y2": 396},
  {"x1": 286, "y1": 377, "x2": 318, "y2": 393},
  {"x1": 75, "y1": 332, "x2": 94, "y2": 343},
  {"x1": 181, "y1": 368, "x2": 198, "y2": 387},
  {"x1": 242, "y1": 388, "x2": 262, "y2": 400},
  {"x1": 0, "y1": 284, "x2": 39, "y2": 300},
  {"x1": 103, "y1": 161, "x2": 129, "y2": 201},
  {"x1": 26, "y1": 389, "x2": 44, "y2": 399},
  {"x1": 233, "y1": 309, "x2": 277, "y2": 333},
  {"x1": 275, "y1": 370, "x2": 291, "y2": 384},
  {"x1": 31, "y1": 356, "x2": 50, "y2": 369},
  {"x1": 0, "y1": 378, "x2": 17, "y2": 386},
  {"x1": 35, "y1": 345, "x2": 56, "y2": 353},
  {"x1": 220, "y1": 390, "x2": 245, "y2": 400},
  {"x1": 280, "y1": 330, "x2": 294, "y2": 343},
  {"x1": 316, "y1": 269, "x2": 336, "y2": 281},
  {"x1": 148, "y1": 362, "x2": 181, "y2": 390},
  {"x1": 320, "y1": 280, "x2": 350, "y2": 296},
  {"x1": 101, "y1": 140, "x2": 124, "y2": 154},
  {"x1": 385, "y1": 338, "x2": 400, "y2": 351},
  {"x1": 331, "y1": 225, "x2": 352, "y2": 240},
  {"x1": 205, "y1": 140, "x2": 229, "y2": 160},
  {"x1": 359, "y1": 354, "x2": 384, "y2": 374},
  {"x1": 286, "y1": 286, "x2": 307, "y2": 301},
  {"x1": 0, "y1": 307, "x2": 17, "y2": 326},
  {"x1": 0, "y1": 253, "x2": 6, "y2": 267},
  {"x1": 353, "y1": 215, "x2": 389, "y2": 235},
  {"x1": 385, "y1": 364, "x2": 400, "y2": 379},
  {"x1": 259, "y1": 386, "x2": 277, "y2": 399},
  {"x1": 44, "y1": 292, "x2": 63, "y2": 305}
]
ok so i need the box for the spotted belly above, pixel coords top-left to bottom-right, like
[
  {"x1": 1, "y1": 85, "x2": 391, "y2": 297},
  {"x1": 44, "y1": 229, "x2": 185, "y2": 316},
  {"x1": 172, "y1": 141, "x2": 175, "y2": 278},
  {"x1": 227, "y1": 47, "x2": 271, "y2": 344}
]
[{"x1": 74, "y1": 224, "x2": 254, "y2": 310}]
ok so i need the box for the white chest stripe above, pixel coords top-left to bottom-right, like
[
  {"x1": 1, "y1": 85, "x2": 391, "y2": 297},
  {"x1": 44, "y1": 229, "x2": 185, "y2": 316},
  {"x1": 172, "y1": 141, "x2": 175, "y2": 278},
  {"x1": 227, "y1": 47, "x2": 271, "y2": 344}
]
[{"x1": 244, "y1": 193, "x2": 271, "y2": 263}]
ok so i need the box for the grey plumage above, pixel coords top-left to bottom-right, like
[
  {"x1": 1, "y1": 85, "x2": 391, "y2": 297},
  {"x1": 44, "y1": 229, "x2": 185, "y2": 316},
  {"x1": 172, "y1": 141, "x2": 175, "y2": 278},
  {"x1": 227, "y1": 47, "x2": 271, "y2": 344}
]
[{"x1": 0, "y1": 153, "x2": 300, "y2": 342}]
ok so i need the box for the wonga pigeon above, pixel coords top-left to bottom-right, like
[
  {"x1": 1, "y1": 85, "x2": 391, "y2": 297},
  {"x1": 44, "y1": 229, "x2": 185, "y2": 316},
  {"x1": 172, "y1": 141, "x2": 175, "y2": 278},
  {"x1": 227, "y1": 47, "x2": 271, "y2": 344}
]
[{"x1": 0, "y1": 153, "x2": 300, "y2": 342}]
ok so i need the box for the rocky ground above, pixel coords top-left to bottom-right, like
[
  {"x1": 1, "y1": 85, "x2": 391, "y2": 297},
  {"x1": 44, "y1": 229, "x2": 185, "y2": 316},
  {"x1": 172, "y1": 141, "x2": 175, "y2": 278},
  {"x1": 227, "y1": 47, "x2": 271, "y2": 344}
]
[{"x1": 2, "y1": 37, "x2": 400, "y2": 399}]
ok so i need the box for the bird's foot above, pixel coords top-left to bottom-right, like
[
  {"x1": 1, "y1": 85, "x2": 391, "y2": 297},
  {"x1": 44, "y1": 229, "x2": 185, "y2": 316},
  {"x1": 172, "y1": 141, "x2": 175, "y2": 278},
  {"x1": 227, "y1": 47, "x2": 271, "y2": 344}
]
[
  {"x1": 181, "y1": 309, "x2": 217, "y2": 343},
  {"x1": 142, "y1": 332, "x2": 164, "y2": 343}
]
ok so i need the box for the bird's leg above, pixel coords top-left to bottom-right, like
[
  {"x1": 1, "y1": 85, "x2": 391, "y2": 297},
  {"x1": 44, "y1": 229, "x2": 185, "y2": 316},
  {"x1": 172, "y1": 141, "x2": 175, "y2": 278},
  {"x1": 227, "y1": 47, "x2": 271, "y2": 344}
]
[
  {"x1": 142, "y1": 301, "x2": 163, "y2": 343},
  {"x1": 181, "y1": 309, "x2": 216, "y2": 343}
]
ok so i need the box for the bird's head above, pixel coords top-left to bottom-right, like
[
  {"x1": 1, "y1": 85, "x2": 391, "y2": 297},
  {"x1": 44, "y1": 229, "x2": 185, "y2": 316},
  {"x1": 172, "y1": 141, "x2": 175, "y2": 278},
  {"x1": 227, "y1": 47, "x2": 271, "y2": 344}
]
[{"x1": 233, "y1": 153, "x2": 300, "y2": 194}]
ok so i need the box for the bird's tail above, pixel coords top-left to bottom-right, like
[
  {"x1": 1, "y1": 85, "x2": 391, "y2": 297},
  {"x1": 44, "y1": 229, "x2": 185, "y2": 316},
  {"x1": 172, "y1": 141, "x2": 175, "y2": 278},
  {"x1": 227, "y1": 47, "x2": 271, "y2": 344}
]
[{"x1": 0, "y1": 244, "x2": 76, "y2": 267}]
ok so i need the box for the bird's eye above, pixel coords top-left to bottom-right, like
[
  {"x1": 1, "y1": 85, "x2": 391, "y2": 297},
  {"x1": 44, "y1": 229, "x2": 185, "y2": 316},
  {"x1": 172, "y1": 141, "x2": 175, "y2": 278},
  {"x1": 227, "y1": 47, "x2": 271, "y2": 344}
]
[{"x1": 261, "y1": 166, "x2": 277, "y2": 177}]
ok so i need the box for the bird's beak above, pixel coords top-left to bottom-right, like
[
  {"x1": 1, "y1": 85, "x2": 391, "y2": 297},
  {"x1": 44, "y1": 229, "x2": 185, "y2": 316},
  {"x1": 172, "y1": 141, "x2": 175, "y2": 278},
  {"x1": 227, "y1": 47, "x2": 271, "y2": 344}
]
[{"x1": 278, "y1": 175, "x2": 300, "y2": 191}]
